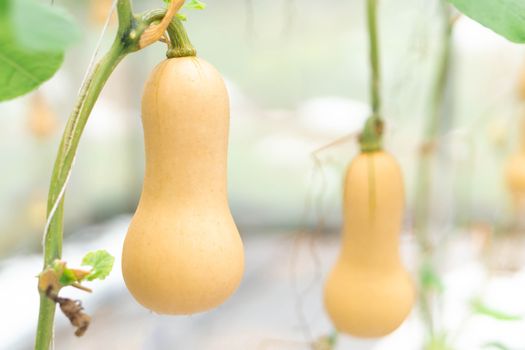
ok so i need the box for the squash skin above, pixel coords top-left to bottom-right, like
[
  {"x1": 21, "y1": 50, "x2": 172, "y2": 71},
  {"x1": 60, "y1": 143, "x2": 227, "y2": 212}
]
[
  {"x1": 506, "y1": 153, "x2": 525, "y2": 193},
  {"x1": 122, "y1": 57, "x2": 244, "y2": 315},
  {"x1": 324, "y1": 151, "x2": 414, "y2": 337},
  {"x1": 505, "y1": 152, "x2": 525, "y2": 214}
]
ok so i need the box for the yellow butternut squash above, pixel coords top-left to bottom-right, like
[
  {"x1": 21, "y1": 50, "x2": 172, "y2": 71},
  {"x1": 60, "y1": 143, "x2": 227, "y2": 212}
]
[
  {"x1": 122, "y1": 57, "x2": 244, "y2": 315},
  {"x1": 27, "y1": 92, "x2": 57, "y2": 140},
  {"x1": 505, "y1": 117, "x2": 525, "y2": 215},
  {"x1": 323, "y1": 151, "x2": 414, "y2": 337},
  {"x1": 505, "y1": 151, "x2": 525, "y2": 215},
  {"x1": 506, "y1": 152, "x2": 525, "y2": 193}
]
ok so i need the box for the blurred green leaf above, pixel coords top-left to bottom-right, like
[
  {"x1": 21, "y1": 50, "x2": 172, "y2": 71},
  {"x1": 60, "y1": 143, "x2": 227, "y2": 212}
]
[
  {"x1": 327, "y1": 331, "x2": 338, "y2": 346},
  {"x1": 82, "y1": 250, "x2": 115, "y2": 281},
  {"x1": 0, "y1": 40, "x2": 63, "y2": 102},
  {"x1": 448, "y1": 0, "x2": 525, "y2": 43},
  {"x1": 184, "y1": 0, "x2": 206, "y2": 10},
  {"x1": 0, "y1": 0, "x2": 80, "y2": 101},
  {"x1": 420, "y1": 261, "x2": 444, "y2": 294},
  {"x1": 176, "y1": 13, "x2": 188, "y2": 21},
  {"x1": 471, "y1": 297, "x2": 523, "y2": 321},
  {"x1": 164, "y1": 0, "x2": 207, "y2": 9},
  {"x1": 425, "y1": 334, "x2": 454, "y2": 350},
  {"x1": 12, "y1": 0, "x2": 81, "y2": 52},
  {"x1": 165, "y1": 0, "x2": 206, "y2": 21},
  {"x1": 482, "y1": 341, "x2": 512, "y2": 350}
]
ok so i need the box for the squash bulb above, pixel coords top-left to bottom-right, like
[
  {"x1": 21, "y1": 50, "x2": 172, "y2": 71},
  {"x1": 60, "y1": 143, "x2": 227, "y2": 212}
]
[
  {"x1": 323, "y1": 151, "x2": 414, "y2": 337},
  {"x1": 505, "y1": 152, "x2": 525, "y2": 216},
  {"x1": 122, "y1": 57, "x2": 244, "y2": 315},
  {"x1": 27, "y1": 92, "x2": 57, "y2": 140}
]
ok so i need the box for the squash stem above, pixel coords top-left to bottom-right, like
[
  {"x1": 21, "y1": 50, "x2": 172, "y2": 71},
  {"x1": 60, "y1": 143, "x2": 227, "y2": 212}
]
[
  {"x1": 166, "y1": 18, "x2": 196, "y2": 58},
  {"x1": 367, "y1": 0, "x2": 380, "y2": 117},
  {"x1": 34, "y1": 1, "x2": 177, "y2": 348},
  {"x1": 359, "y1": 0, "x2": 383, "y2": 152},
  {"x1": 142, "y1": 10, "x2": 196, "y2": 58}
]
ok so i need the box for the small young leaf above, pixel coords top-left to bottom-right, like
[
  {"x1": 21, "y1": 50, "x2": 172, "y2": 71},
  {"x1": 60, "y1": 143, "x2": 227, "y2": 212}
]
[
  {"x1": 471, "y1": 297, "x2": 523, "y2": 321},
  {"x1": 176, "y1": 13, "x2": 188, "y2": 21},
  {"x1": 164, "y1": 0, "x2": 206, "y2": 10},
  {"x1": 184, "y1": 0, "x2": 206, "y2": 10},
  {"x1": 82, "y1": 250, "x2": 115, "y2": 281},
  {"x1": 447, "y1": 0, "x2": 525, "y2": 43},
  {"x1": 59, "y1": 267, "x2": 78, "y2": 286}
]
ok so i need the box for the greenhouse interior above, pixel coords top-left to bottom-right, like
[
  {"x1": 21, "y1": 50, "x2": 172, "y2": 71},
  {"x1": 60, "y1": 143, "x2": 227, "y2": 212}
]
[{"x1": 1, "y1": 0, "x2": 525, "y2": 349}]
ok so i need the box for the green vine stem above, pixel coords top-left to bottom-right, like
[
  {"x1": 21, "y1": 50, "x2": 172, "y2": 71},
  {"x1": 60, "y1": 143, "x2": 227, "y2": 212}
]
[
  {"x1": 141, "y1": 10, "x2": 196, "y2": 58},
  {"x1": 34, "y1": 1, "x2": 195, "y2": 349},
  {"x1": 359, "y1": 0, "x2": 383, "y2": 152},
  {"x1": 166, "y1": 18, "x2": 197, "y2": 58},
  {"x1": 412, "y1": 1, "x2": 454, "y2": 344},
  {"x1": 34, "y1": 46, "x2": 125, "y2": 348}
]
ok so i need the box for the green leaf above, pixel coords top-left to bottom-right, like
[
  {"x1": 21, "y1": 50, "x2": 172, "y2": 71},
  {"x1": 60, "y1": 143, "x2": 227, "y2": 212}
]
[
  {"x1": 0, "y1": 0, "x2": 80, "y2": 101},
  {"x1": 419, "y1": 261, "x2": 444, "y2": 294},
  {"x1": 327, "y1": 331, "x2": 338, "y2": 347},
  {"x1": 12, "y1": 0, "x2": 81, "y2": 52},
  {"x1": 59, "y1": 267, "x2": 78, "y2": 286},
  {"x1": 82, "y1": 250, "x2": 115, "y2": 281},
  {"x1": 448, "y1": 0, "x2": 525, "y2": 43},
  {"x1": 184, "y1": 0, "x2": 206, "y2": 10},
  {"x1": 164, "y1": 0, "x2": 206, "y2": 18},
  {"x1": 0, "y1": 41, "x2": 63, "y2": 101},
  {"x1": 425, "y1": 334, "x2": 455, "y2": 350},
  {"x1": 471, "y1": 297, "x2": 523, "y2": 321},
  {"x1": 176, "y1": 13, "x2": 188, "y2": 21},
  {"x1": 482, "y1": 341, "x2": 512, "y2": 350}
]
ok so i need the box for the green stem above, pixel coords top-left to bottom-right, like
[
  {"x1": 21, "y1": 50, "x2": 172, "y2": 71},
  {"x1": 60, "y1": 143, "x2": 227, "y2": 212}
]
[
  {"x1": 35, "y1": 37, "x2": 127, "y2": 350},
  {"x1": 34, "y1": 1, "x2": 184, "y2": 348},
  {"x1": 359, "y1": 0, "x2": 382, "y2": 152},
  {"x1": 413, "y1": 1, "x2": 453, "y2": 341},
  {"x1": 141, "y1": 10, "x2": 196, "y2": 58},
  {"x1": 367, "y1": 0, "x2": 380, "y2": 116},
  {"x1": 166, "y1": 18, "x2": 196, "y2": 58}
]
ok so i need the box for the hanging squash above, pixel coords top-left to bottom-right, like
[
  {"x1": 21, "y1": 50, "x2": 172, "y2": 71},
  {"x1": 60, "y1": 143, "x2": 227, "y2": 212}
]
[
  {"x1": 121, "y1": 56, "x2": 244, "y2": 315},
  {"x1": 27, "y1": 92, "x2": 58, "y2": 140},
  {"x1": 323, "y1": 150, "x2": 415, "y2": 337},
  {"x1": 90, "y1": 0, "x2": 116, "y2": 26}
]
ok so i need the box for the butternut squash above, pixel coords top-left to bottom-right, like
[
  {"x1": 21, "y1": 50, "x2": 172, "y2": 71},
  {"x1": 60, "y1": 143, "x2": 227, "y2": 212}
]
[
  {"x1": 505, "y1": 152, "x2": 525, "y2": 215},
  {"x1": 90, "y1": 0, "x2": 116, "y2": 26},
  {"x1": 27, "y1": 92, "x2": 57, "y2": 140},
  {"x1": 505, "y1": 117, "x2": 525, "y2": 216},
  {"x1": 122, "y1": 57, "x2": 244, "y2": 315},
  {"x1": 323, "y1": 151, "x2": 414, "y2": 337}
]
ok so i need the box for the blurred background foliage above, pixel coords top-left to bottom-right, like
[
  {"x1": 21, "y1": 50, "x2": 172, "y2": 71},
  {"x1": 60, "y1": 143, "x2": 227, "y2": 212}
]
[
  {"x1": 1, "y1": 0, "x2": 525, "y2": 348},
  {"x1": 1, "y1": 0, "x2": 524, "y2": 256}
]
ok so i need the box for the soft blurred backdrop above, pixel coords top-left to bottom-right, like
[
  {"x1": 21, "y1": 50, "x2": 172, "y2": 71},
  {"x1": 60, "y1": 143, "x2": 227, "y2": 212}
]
[{"x1": 1, "y1": 0, "x2": 525, "y2": 349}]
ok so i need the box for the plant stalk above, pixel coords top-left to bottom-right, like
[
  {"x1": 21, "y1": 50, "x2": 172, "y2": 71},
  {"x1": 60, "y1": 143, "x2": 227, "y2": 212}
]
[
  {"x1": 359, "y1": 0, "x2": 383, "y2": 152},
  {"x1": 35, "y1": 38, "x2": 127, "y2": 350},
  {"x1": 141, "y1": 10, "x2": 196, "y2": 58},
  {"x1": 35, "y1": 1, "x2": 139, "y2": 348},
  {"x1": 367, "y1": 0, "x2": 380, "y2": 117},
  {"x1": 413, "y1": 1, "x2": 454, "y2": 342}
]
